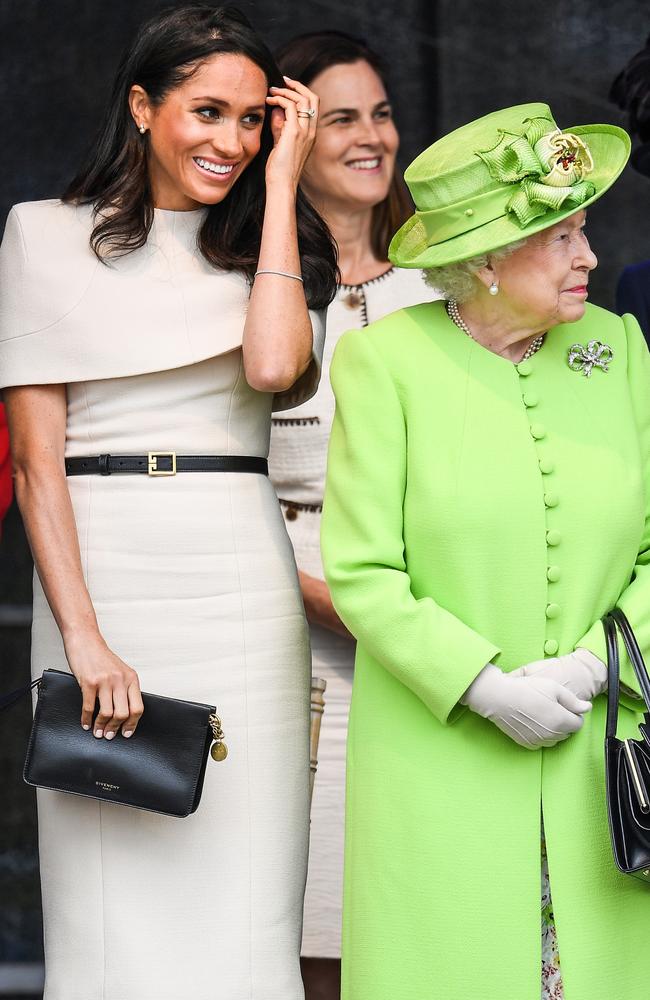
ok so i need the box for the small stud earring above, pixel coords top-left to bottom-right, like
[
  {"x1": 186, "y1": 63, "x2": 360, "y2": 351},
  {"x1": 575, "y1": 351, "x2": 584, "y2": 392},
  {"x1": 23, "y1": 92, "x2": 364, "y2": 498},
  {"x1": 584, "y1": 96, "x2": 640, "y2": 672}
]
[
  {"x1": 138, "y1": 123, "x2": 146, "y2": 134},
  {"x1": 489, "y1": 282, "x2": 499, "y2": 296}
]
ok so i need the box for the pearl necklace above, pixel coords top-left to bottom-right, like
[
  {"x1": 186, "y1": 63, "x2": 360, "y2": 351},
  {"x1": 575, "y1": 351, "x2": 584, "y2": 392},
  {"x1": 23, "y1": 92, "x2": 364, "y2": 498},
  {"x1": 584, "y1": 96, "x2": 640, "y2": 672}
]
[{"x1": 446, "y1": 299, "x2": 545, "y2": 361}]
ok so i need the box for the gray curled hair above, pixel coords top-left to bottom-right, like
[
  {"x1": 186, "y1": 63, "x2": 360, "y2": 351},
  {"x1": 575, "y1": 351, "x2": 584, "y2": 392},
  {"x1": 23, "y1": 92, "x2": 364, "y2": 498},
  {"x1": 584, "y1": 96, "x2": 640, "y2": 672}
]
[{"x1": 423, "y1": 237, "x2": 529, "y2": 303}]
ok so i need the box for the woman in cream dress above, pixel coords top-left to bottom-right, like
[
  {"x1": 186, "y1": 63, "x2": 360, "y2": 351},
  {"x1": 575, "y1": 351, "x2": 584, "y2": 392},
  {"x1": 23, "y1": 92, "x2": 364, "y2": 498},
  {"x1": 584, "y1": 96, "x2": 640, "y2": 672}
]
[
  {"x1": 0, "y1": 8, "x2": 336, "y2": 1000},
  {"x1": 268, "y1": 32, "x2": 434, "y2": 996}
]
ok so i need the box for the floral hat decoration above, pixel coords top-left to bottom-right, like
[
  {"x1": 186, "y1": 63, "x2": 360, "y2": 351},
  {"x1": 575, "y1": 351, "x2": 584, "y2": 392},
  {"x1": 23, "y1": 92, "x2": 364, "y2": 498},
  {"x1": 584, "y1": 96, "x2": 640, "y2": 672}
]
[{"x1": 389, "y1": 102, "x2": 630, "y2": 269}]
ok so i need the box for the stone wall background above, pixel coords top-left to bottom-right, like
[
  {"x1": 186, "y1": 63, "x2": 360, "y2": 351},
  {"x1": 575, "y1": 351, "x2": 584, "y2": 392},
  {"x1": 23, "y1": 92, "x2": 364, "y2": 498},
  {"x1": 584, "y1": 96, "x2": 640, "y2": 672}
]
[{"x1": 1, "y1": 0, "x2": 649, "y2": 976}]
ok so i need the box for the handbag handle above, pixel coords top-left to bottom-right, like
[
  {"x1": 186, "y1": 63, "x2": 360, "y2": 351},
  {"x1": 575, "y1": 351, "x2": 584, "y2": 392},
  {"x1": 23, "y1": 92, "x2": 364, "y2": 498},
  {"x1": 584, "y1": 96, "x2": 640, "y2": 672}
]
[
  {"x1": 604, "y1": 613, "x2": 621, "y2": 740},
  {"x1": 611, "y1": 608, "x2": 650, "y2": 706},
  {"x1": 604, "y1": 608, "x2": 650, "y2": 739},
  {"x1": 0, "y1": 676, "x2": 41, "y2": 712}
]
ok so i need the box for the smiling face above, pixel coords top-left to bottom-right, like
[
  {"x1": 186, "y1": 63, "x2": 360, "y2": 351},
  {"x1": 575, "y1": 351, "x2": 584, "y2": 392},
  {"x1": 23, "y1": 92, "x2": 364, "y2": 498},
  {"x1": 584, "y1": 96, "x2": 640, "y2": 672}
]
[
  {"x1": 130, "y1": 52, "x2": 268, "y2": 210},
  {"x1": 299, "y1": 59, "x2": 399, "y2": 213},
  {"x1": 488, "y1": 211, "x2": 598, "y2": 329}
]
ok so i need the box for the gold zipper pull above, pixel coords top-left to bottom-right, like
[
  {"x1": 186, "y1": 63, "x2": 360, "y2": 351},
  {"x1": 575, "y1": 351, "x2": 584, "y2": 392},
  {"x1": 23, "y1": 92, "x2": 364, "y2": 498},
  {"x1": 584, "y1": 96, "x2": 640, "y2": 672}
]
[{"x1": 209, "y1": 713, "x2": 228, "y2": 762}]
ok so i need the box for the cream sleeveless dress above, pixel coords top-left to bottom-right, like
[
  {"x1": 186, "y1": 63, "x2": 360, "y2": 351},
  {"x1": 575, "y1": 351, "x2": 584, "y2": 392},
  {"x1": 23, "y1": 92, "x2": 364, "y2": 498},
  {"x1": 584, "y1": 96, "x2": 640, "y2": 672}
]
[
  {"x1": 269, "y1": 268, "x2": 434, "y2": 957},
  {"x1": 0, "y1": 200, "x2": 326, "y2": 1000}
]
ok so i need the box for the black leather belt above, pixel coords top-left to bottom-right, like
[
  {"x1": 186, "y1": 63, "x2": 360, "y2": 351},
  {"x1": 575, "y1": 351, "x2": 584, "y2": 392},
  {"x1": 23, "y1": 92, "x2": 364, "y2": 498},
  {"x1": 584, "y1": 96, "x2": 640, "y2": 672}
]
[{"x1": 65, "y1": 453, "x2": 268, "y2": 477}]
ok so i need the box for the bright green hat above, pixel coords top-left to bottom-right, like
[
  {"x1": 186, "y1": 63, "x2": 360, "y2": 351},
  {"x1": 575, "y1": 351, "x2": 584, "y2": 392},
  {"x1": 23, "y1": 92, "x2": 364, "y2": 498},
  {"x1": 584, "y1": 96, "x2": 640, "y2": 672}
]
[{"x1": 389, "y1": 102, "x2": 630, "y2": 269}]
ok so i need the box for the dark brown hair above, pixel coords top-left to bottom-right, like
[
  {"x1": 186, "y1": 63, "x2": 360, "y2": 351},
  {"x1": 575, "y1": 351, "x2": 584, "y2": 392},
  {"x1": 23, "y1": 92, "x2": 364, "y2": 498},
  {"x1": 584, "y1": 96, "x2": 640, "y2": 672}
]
[
  {"x1": 611, "y1": 34, "x2": 650, "y2": 179},
  {"x1": 275, "y1": 30, "x2": 413, "y2": 261},
  {"x1": 63, "y1": 5, "x2": 337, "y2": 309}
]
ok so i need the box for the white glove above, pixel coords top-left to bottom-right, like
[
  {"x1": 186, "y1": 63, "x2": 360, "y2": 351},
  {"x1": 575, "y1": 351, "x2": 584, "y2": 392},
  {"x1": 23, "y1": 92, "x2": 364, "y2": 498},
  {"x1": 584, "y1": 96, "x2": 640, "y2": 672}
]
[
  {"x1": 510, "y1": 648, "x2": 607, "y2": 701},
  {"x1": 461, "y1": 664, "x2": 592, "y2": 749}
]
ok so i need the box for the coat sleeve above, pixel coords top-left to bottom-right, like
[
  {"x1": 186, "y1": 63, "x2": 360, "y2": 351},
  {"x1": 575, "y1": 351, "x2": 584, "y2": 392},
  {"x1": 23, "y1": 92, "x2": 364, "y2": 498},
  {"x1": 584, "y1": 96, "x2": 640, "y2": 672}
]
[
  {"x1": 321, "y1": 329, "x2": 500, "y2": 725},
  {"x1": 577, "y1": 312, "x2": 650, "y2": 705}
]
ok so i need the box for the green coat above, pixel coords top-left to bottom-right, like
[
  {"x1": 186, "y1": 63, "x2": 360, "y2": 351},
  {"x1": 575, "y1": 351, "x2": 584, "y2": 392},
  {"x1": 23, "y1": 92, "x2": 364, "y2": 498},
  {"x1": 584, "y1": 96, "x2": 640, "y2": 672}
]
[{"x1": 321, "y1": 300, "x2": 650, "y2": 1000}]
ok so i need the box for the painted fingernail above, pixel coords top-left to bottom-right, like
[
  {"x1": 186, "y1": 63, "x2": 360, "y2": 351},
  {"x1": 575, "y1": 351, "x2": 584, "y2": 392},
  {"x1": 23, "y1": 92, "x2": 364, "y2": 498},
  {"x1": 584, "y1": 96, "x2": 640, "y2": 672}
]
[
  {"x1": 94, "y1": 729, "x2": 103, "y2": 739},
  {"x1": 82, "y1": 724, "x2": 90, "y2": 731},
  {"x1": 123, "y1": 730, "x2": 133, "y2": 739},
  {"x1": 105, "y1": 731, "x2": 115, "y2": 740}
]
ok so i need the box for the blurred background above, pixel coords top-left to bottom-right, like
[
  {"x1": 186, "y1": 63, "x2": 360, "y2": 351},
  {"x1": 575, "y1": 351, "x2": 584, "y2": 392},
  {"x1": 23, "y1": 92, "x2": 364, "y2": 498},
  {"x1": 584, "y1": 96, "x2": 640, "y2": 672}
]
[{"x1": 1, "y1": 0, "x2": 649, "y2": 995}]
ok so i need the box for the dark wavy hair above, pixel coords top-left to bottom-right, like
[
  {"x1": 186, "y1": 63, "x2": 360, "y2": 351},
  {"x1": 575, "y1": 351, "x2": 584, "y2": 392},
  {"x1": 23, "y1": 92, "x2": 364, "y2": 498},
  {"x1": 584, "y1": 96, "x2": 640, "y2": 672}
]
[
  {"x1": 610, "y1": 34, "x2": 650, "y2": 179},
  {"x1": 274, "y1": 30, "x2": 413, "y2": 261},
  {"x1": 63, "y1": 4, "x2": 337, "y2": 309}
]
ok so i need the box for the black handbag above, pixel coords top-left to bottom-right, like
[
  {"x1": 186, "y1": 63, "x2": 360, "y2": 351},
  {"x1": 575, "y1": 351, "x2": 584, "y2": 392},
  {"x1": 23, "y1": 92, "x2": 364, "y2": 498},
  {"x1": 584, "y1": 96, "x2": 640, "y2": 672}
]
[
  {"x1": 603, "y1": 608, "x2": 650, "y2": 882},
  {"x1": 2, "y1": 668, "x2": 227, "y2": 818}
]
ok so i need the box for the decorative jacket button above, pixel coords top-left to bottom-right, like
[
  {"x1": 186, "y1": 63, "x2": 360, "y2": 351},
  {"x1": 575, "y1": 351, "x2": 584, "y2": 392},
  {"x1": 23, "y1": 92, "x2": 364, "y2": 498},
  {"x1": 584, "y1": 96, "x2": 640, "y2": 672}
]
[
  {"x1": 342, "y1": 291, "x2": 362, "y2": 310},
  {"x1": 523, "y1": 391, "x2": 539, "y2": 407},
  {"x1": 546, "y1": 603, "x2": 561, "y2": 619},
  {"x1": 517, "y1": 360, "x2": 533, "y2": 376},
  {"x1": 547, "y1": 565, "x2": 561, "y2": 582},
  {"x1": 544, "y1": 492, "x2": 559, "y2": 508},
  {"x1": 530, "y1": 423, "x2": 546, "y2": 440},
  {"x1": 544, "y1": 639, "x2": 559, "y2": 655},
  {"x1": 538, "y1": 457, "x2": 554, "y2": 474},
  {"x1": 546, "y1": 529, "x2": 561, "y2": 546}
]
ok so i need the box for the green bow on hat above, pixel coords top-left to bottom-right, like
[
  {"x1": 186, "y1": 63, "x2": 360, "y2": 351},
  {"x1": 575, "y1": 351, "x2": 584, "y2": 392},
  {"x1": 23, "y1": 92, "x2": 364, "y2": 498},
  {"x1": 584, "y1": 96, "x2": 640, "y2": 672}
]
[
  {"x1": 389, "y1": 103, "x2": 630, "y2": 269},
  {"x1": 477, "y1": 115, "x2": 595, "y2": 226}
]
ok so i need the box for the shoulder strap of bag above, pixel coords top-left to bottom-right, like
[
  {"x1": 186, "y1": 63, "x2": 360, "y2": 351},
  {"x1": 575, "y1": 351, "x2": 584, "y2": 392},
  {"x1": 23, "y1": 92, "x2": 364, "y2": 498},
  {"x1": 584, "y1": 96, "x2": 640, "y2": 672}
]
[
  {"x1": 611, "y1": 607, "x2": 650, "y2": 707},
  {"x1": 604, "y1": 613, "x2": 620, "y2": 740}
]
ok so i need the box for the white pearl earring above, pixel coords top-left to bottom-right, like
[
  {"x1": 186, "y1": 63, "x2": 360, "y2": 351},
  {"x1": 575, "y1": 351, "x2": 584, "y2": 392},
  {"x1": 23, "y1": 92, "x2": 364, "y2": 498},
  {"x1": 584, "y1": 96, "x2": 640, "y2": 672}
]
[
  {"x1": 138, "y1": 123, "x2": 146, "y2": 134},
  {"x1": 489, "y1": 282, "x2": 499, "y2": 296}
]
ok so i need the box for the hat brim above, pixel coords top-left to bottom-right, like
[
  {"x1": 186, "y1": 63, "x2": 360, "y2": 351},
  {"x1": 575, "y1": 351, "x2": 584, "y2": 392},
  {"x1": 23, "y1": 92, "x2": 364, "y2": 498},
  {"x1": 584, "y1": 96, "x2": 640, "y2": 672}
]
[{"x1": 389, "y1": 124, "x2": 630, "y2": 269}]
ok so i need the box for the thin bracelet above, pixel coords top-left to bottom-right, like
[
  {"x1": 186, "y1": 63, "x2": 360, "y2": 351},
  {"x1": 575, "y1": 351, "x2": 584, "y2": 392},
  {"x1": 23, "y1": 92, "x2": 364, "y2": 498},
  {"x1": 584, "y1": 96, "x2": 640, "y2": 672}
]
[{"x1": 254, "y1": 269, "x2": 304, "y2": 283}]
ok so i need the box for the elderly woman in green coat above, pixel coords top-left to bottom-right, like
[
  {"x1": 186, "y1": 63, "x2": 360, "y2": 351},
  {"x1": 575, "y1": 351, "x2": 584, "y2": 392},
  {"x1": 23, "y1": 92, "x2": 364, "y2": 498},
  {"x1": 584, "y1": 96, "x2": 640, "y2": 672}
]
[{"x1": 321, "y1": 102, "x2": 650, "y2": 1000}]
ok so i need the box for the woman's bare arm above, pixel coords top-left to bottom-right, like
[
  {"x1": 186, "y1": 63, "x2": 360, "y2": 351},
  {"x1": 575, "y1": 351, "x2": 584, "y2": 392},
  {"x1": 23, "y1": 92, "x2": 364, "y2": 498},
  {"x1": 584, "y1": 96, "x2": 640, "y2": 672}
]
[
  {"x1": 242, "y1": 78, "x2": 320, "y2": 392},
  {"x1": 5, "y1": 384, "x2": 143, "y2": 738},
  {"x1": 298, "y1": 570, "x2": 351, "y2": 639},
  {"x1": 243, "y1": 186, "x2": 313, "y2": 392}
]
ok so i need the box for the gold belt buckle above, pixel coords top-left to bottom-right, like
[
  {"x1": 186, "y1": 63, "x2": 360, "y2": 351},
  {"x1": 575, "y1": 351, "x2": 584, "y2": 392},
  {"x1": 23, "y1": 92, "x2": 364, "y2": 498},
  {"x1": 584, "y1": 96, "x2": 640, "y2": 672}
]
[{"x1": 147, "y1": 451, "x2": 177, "y2": 476}]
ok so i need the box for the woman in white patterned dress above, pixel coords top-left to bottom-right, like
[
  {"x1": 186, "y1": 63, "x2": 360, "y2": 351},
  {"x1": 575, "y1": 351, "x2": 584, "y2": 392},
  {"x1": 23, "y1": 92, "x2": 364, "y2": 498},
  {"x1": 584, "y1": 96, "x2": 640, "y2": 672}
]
[
  {"x1": 1, "y1": 7, "x2": 337, "y2": 999},
  {"x1": 268, "y1": 31, "x2": 435, "y2": 999}
]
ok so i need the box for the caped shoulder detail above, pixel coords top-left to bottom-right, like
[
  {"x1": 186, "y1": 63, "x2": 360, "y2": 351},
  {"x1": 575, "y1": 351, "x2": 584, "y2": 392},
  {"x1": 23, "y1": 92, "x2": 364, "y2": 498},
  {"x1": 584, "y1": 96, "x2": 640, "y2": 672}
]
[{"x1": 0, "y1": 199, "x2": 250, "y2": 387}]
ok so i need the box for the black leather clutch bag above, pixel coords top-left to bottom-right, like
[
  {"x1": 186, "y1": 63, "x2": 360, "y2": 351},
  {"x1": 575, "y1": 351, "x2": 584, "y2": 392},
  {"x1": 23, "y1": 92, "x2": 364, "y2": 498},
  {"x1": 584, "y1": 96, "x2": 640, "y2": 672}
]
[
  {"x1": 19, "y1": 669, "x2": 227, "y2": 818},
  {"x1": 603, "y1": 609, "x2": 650, "y2": 882}
]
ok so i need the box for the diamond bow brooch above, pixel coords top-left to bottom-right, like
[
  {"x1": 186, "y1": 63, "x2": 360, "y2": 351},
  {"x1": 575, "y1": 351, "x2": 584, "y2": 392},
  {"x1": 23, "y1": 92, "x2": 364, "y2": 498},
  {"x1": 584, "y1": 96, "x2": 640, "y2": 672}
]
[{"x1": 567, "y1": 340, "x2": 614, "y2": 377}]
